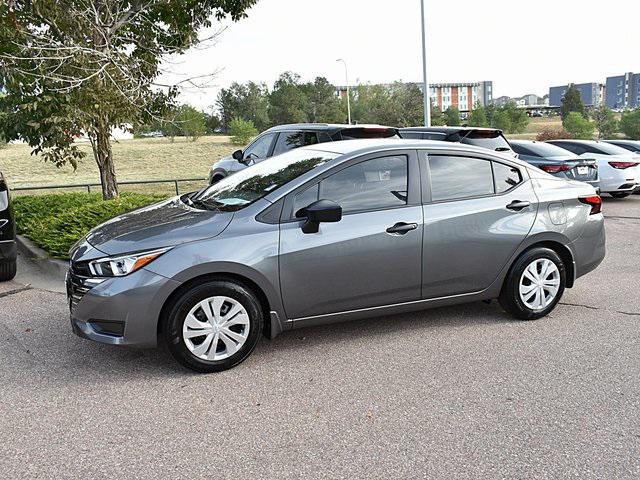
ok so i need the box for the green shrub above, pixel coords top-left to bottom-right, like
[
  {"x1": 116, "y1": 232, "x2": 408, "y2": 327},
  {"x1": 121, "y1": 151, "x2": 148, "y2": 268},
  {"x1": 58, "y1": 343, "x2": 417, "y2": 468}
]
[
  {"x1": 14, "y1": 192, "x2": 168, "y2": 258},
  {"x1": 229, "y1": 117, "x2": 258, "y2": 145},
  {"x1": 620, "y1": 109, "x2": 640, "y2": 140}
]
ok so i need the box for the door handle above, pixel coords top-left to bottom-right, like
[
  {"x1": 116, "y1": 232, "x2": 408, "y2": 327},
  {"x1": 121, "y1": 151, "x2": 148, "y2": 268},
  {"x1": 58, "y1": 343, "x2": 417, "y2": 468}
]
[
  {"x1": 506, "y1": 200, "x2": 531, "y2": 211},
  {"x1": 386, "y1": 222, "x2": 418, "y2": 235}
]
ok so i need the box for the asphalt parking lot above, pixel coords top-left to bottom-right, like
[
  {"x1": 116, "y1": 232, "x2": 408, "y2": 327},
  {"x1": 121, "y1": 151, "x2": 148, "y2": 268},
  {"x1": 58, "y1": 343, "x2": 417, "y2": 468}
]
[{"x1": 1, "y1": 197, "x2": 639, "y2": 479}]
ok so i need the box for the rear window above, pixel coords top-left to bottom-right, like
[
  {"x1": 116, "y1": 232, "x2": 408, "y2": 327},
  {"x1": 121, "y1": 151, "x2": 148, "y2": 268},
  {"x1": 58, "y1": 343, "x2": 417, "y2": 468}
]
[
  {"x1": 336, "y1": 127, "x2": 399, "y2": 140},
  {"x1": 589, "y1": 142, "x2": 634, "y2": 155},
  {"x1": 460, "y1": 131, "x2": 511, "y2": 151},
  {"x1": 516, "y1": 142, "x2": 576, "y2": 158}
]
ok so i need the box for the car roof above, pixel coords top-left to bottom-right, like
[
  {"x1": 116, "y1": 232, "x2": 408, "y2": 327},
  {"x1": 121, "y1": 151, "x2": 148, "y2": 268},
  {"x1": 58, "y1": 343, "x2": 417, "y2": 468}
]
[
  {"x1": 604, "y1": 139, "x2": 639, "y2": 144},
  {"x1": 399, "y1": 126, "x2": 503, "y2": 134},
  {"x1": 264, "y1": 123, "x2": 396, "y2": 132},
  {"x1": 547, "y1": 139, "x2": 600, "y2": 144},
  {"x1": 299, "y1": 138, "x2": 524, "y2": 163}
]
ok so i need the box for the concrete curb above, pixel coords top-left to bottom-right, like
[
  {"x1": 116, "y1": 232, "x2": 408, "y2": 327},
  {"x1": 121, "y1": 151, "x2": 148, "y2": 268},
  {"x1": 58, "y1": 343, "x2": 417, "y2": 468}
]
[{"x1": 16, "y1": 235, "x2": 68, "y2": 280}]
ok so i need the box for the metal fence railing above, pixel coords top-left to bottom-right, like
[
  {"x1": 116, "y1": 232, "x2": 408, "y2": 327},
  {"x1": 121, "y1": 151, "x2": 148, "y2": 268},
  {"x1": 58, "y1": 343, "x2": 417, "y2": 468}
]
[{"x1": 12, "y1": 177, "x2": 208, "y2": 195}]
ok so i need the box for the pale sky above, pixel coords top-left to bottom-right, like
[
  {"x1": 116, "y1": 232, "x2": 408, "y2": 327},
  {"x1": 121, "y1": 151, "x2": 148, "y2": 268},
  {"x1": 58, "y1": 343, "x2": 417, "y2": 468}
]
[{"x1": 161, "y1": 0, "x2": 640, "y2": 111}]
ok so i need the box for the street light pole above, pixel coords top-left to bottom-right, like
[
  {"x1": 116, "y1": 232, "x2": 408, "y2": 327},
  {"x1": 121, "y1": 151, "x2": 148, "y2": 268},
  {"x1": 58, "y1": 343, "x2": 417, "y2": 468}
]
[
  {"x1": 420, "y1": 0, "x2": 431, "y2": 126},
  {"x1": 337, "y1": 58, "x2": 351, "y2": 125}
]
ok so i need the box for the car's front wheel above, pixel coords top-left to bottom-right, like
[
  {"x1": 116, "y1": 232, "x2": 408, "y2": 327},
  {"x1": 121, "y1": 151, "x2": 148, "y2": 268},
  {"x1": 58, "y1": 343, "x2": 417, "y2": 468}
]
[
  {"x1": 163, "y1": 280, "x2": 263, "y2": 373},
  {"x1": 499, "y1": 248, "x2": 566, "y2": 320}
]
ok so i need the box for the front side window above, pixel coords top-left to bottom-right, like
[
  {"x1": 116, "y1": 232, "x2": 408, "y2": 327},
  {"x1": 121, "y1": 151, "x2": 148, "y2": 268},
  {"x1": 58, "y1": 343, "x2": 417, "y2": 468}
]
[
  {"x1": 244, "y1": 133, "x2": 276, "y2": 160},
  {"x1": 319, "y1": 156, "x2": 408, "y2": 214},
  {"x1": 194, "y1": 149, "x2": 336, "y2": 212},
  {"x1": 428, "y1": 156, "x2": 494, "y2": 202}
]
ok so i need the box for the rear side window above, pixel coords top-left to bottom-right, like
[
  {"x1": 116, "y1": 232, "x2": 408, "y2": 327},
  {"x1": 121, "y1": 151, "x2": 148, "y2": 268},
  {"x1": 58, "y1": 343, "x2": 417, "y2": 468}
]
[
  {"x1": 551, "y1": 142, "x2": 586, "y2": 155},
  {"x1": 493, "y1": 162, "x2": 523, "y2": 193},
  {"x1": 272, "y1": 131, "x2": 318, "y2": 156},
  {"x1": 320, "y1": 155, "x2": 408, "y2": 214},
  {"x1": 335, "y1": 127, "x2": 399, "y2": 140},
  {"x1": 428, "y1": 156, "x2": 494, "y2": 201}
]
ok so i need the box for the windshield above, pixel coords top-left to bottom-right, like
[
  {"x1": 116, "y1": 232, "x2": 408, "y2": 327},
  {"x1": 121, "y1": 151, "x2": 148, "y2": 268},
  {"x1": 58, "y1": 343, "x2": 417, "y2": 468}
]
[
  {"x1": 590, "y1": 142, "x2": 635, "y2": 155},
  {"x1": 515, "y1": 141, "x2": 576, "y2": 158},
  {"x1": 193, "y1": 149, "x2": 337, "y2": 211},
  {"x1": 461, "y1": 131, "x2": 512, "y2": 151}
]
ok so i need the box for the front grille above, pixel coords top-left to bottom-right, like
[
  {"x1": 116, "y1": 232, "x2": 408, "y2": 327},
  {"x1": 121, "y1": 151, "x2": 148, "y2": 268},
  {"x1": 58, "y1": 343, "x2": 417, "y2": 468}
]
[{"x1": 66, "y1": 265, "x2": 95, "y2": 313}]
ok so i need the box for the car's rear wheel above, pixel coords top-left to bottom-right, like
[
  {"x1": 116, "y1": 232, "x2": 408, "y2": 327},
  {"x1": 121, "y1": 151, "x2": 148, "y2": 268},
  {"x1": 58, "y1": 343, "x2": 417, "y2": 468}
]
[
  {"x1": 0, "y1": 259, "x2": 17, "y2": 282},
  {"x1": 498, "y1": 248, "x2": 565, "y2": 320},
  {"x1": 163, "y1": 280, "x2": 263, "y2": 373},
  {"x1": 610, "y1": 192, "x2": 631, "y2": 198}
]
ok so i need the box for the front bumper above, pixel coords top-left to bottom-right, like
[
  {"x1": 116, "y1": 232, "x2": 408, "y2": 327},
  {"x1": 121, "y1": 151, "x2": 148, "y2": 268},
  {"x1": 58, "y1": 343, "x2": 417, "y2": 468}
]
[{"x1": 67, "y1": 266, "x2": 181, "y2": 348}]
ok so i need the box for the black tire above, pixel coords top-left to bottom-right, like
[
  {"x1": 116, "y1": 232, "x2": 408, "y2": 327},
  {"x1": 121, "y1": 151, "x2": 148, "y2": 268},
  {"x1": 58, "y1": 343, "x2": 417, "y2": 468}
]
[
  {"x1": 163, "y1": 280, "x2": 263, "y2": 373},
  {"x1": 498, "y1": 247, "x2": 566, "y2": 320},
  {"x1": 610, "y1": 192, "x2": 631, "y2": 198},
  {"x1": 0, "y1": 259, "x2": 17, "y2": 282}
]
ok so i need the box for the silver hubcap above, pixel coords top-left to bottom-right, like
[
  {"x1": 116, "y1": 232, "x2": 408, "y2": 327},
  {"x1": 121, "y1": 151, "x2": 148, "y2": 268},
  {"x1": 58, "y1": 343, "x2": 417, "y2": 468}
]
[
  {"x1": 182, "y1": 296, "x2": 250, "y2": 361},
  {"x1": 519, "y1": 258, "x2": 561, "y2": 311}
]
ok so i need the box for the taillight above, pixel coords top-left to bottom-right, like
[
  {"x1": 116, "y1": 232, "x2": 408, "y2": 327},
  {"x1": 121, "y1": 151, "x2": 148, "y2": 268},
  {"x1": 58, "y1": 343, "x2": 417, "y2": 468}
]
[
  {"x1": 579, "y1": 195, "x2": 602, "y2": 215},
  {"x1": 540, "y1": 164, "x2": 572, "y2": 173},
  {"x1": 608, "y1": 161, "x2": 639, "y2": 169}
]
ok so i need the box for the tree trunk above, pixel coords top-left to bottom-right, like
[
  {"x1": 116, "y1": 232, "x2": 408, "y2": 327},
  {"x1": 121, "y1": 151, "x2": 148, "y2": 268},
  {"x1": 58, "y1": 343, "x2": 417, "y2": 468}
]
[{"x1": 91, "y1": 115, "x2": 119, "y2": 200}]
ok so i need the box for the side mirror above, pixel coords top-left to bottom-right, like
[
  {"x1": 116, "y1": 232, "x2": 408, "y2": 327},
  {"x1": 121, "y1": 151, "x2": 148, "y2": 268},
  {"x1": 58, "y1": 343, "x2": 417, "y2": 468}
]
[
  {"x1": 300, "y1": 199, "x2": 342, "y2": 234},
  {"x1": 232, "y1": 149, "x2": 244, "y2": 161}
]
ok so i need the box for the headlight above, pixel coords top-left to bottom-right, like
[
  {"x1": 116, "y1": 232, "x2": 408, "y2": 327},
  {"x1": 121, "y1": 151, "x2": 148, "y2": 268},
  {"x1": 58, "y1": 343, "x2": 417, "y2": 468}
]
[{"x1": 89, "y1": 248, "x2": 170, "y2": 277}]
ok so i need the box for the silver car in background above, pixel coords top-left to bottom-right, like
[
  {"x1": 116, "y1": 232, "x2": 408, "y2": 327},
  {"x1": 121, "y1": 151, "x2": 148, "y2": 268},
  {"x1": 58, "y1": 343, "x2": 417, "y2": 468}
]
[
  {"x1": 68, "y1": 140, "x2": 605, "y2": 373},
  {"x1": 547, "y1": 140, "x2": 640, "y2": 198}
]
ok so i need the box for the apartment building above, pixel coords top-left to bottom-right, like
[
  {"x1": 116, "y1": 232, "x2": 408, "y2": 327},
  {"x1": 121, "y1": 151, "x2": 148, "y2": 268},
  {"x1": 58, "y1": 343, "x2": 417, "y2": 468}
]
[
  {"x1": 605, "y1": 72, "x2": 640, "y2": 109},
  {"x1": 549, "y1": 82, "x2": 604, "y2": 107}
]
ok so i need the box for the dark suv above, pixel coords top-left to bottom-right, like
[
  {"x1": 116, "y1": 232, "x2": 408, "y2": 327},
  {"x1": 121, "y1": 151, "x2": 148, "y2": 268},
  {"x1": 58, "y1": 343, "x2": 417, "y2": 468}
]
[
  {"x1": 208, "y1": 123, "x2": 399, "y2": 184},
  {"x1": 0, "y1": 171, "x2": 17, "y2": 281},
  {"x1": 399, "y1": 126, "x2": 515, "y2": 155}
]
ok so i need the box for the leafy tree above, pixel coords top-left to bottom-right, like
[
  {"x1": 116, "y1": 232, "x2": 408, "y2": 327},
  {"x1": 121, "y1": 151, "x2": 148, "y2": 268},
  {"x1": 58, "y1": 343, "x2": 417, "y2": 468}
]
[
  {"x1": 619, "y1": 109, "x2": 640, "y2": 140},
  {"x1": 269, "y1": 72, "x2": 309, "y2": 125},
  {"x1": 0, "y1": 0, "x2": 256, "y2": 199},
  {"x1": 444, "y1": 106, "x2": 461, "y2": 126},
  {"x1": 229, "y1": 118, "x2": 258, "y2": 145},
  {"x1": 502, "y1": 102, "x2": 529, "y2": 133},
  {"x1": 468, "y1": 103, "x2": 489, "y2": 127},
  {"x1": 204, "y1": 112, "x2": 221, "y2": 134},
  {"x1": 592, "y1": 105, "x2": 618, "y2": 139},
  {"x1": 303, "y1": 77, "x2": 344, "y2": 123},
  {"x1": 560, "y1": 85, "x2": 586, "y2": 120},
  {"x1": 174, "y1": 105, "x2": 206, "y2": 141},
  {"x1": 492, "y1": 109, "x2": 511, "y2": 132},
  {"x1": 216, "y1": 81, "x2": 270, "y2": 132},
  {"x1": 563, "y1": 112, "x2": 595, "y2": 139},
  {"x1": 430, "y1": 101, "x2": 445, "y2": 126}
]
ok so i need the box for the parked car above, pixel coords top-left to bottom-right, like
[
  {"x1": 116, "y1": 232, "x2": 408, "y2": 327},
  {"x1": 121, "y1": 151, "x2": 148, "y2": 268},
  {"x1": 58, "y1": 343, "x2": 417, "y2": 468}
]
[
  {"x1": 68, "y1": 139, "x2": 605, "y2": 373},
  {"x1": 208, "y1": 123, "x2": 399, "y2": 184},
  {"x1": 0, "y1": 171, "x2": 17, "y2": 281},
  {"x1": 602, "y1": 139, "x2": 640, "y2": 153},
  {"x1": 546, "y1": 140, "x2": 640, "y2": 198},
  {"x1": 510, "y1": 140, "x2": 599, "y2": 190},
  {"x1": 399, "y1": 126, "x2": 515, "y2": 155}
]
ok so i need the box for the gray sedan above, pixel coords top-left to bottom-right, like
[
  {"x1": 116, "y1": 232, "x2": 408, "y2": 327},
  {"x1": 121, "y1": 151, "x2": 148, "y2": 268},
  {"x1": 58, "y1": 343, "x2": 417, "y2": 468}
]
[{"x1": 68, "y1": 140, "x2": 605, "y2": 372}]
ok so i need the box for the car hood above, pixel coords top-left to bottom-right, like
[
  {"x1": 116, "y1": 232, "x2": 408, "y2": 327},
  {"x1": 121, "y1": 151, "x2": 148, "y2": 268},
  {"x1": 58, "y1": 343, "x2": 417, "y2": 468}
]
[{"x1": 83, "y1": 196, "x2": 234, "y2": 256}]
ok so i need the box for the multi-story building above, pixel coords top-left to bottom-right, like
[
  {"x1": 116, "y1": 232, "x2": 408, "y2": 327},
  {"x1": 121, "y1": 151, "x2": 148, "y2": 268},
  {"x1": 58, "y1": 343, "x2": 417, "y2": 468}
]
[
  {"x1": 548, "y1": 82, "x2": 604, "y2": 107},
  {"x1": 335, "y1": 81, "x2": 493, "y2": 112},
  {"x1": 605, "y1": 72, "x2": 640, "y2": 110}
]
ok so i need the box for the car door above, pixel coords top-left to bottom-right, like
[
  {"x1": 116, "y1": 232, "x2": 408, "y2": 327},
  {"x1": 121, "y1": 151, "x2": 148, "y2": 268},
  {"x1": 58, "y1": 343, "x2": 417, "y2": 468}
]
[
  {"x1": 279, "y1": 150, "x2": 423, "y2": 320},
  {"x1": 420, "y1": 151, "x2": 538, "y2": 299}
]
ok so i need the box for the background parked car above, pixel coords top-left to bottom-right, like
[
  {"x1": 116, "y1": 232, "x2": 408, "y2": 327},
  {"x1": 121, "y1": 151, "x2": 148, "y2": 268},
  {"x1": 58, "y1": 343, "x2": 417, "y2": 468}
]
[
  {"x1": 0, "y1": 171, "x2": 17, "y2": 281},
  {"x1": 546, "y1": 140, "x2": 640, "y2": 198},
  {"x1": 208, "y1": 123, "x2": 399, "y2": 184},
  {"x1": 510, "y1": 140, "x2": 599, "y2": 190},
  {"x1": 603, "y1": 139, "x2": 640, "y2": 153},
  {"x1": 399, "y1": 127, "x2": 515, "y2": 155}
]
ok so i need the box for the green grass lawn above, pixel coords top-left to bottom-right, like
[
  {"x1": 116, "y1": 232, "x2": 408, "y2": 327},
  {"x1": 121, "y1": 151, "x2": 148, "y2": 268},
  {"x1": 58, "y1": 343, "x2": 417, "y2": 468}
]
[{"x1": 0, "y1": 135, "x2": 236, "y2": 192}]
